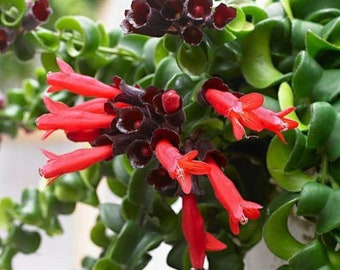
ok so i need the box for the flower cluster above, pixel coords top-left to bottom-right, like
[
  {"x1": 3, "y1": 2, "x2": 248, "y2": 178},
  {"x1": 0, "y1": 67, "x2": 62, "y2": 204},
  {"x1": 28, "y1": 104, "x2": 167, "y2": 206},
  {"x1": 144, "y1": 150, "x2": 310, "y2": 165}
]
[
  {"x1": 0, "y1": 0, "x2": 51, "y2": 52},
  {"x1": 121, "y1": 0, "x2": 236, "y2": 45},
  {"x1": 37, "y1": 58, "x2": 186, "y2": 184},
  {"x1": 37, "y1": 59, "x2": 302, "y2": 269},
  {"x1": 200, "y1": 77, "x2": 299, "y2": 143}
]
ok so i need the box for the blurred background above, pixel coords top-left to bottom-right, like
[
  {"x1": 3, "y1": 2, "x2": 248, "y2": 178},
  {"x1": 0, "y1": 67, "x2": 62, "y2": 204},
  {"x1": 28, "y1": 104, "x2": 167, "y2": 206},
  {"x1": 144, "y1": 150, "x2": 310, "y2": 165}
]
[{"x1": 0, "y1": 0, "x2": 285, "y2": 269}]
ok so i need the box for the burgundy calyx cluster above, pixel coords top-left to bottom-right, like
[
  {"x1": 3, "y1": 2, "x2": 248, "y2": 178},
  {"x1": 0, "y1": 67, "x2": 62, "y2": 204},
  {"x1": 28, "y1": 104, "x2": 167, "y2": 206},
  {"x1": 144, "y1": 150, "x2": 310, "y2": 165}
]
[
  {"x1": 94, "y1": 77, "x2": 186, "y2": 170},
  {"x1": 0, "y1": 0, "x2": 51, "y2": 53},
  {"x1": 120, "y1": 0, "x2": 236, "y2": 45}
]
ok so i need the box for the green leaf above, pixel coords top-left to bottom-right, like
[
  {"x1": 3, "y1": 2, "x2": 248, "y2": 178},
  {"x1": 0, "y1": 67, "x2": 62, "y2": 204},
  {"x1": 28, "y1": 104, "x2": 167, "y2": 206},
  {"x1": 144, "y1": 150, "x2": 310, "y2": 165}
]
[
  {"x1": 31, "y1": 28, "x2": 59, "y2": 52},
  {"x1": 289, "y1": 240, "x2": 334, "y2": 270},
  {"x1": 81, "y1": 256, "x2": 97, "y2": 270},
  {"x1": 306, "y1": 102, "x2": 337, "y2": 149},
  {"x1": 326, "y1": 113, "x2": 340, "y2": 161},
  {"x1": 99, "y1": 203, "x2": 125, "y2": 234},
  {"x1": 240, "y1": 18, "x2": 289, "y2": 89},
  {"x1": 292, "y1": 51, "x2": 340, "y2": 101},
  {"x1": 17, "y1": 188, "x2": 43, "y2": 225},
  {"x1": 153, "y1": 56, "x2": 182, "y2": 88},
  {"x1": 90, "y1": 221, "x2": 111, "y2": 248},
  {"x1": 93, "y1": 258, "x2": 121, "y2": 270},
  {"x1": 110, "y1": 221, "x2": 163, "y2": 269},
  {"x1": 0, "y1": 0, "x2": 26, "y2": 27},
  {"x1": 283, "y1": 129, "x2": 317, "y2": 172},
  {"x1": 176, "y1": 42, "x2": 209, "y2": 75},
  {"x1": 54, "y1": 173, "x2": 86, "y2": 203},
  {"x1": 296, "y1": 182, "x2": 340, "y2": 234},
  {"x1": 167, "y1": 242, "x2": 191, "y2": 270},
  {"x1": 13, "y1": 33, "x2": 36, "y2": 61},
  {"x1": 263, "y1": 192, "x2": 303, "y2": 260},
  {"x1": 80, "y1": 163, "x2": 101, "y2": 190},
  {"x1": 12, "y1": 227, "x2": 41, "y2": 254},
  {"x1": 106, "y1": 177, "x2": 128, "y2": 198},
  {"x1": 118, "y1": 34, "x2": 149, "y2": 59},
  {"x1": 121, "y1": 197, "x2": 141, "y2": 220},
  {"x1": 267, "y1": 132, "x2": 316, "y2": 191},
  {"x1": 292, "y1": 51, "x2": 322, "y2": 98},
  {"x1": 0, "y1": 198, "x2": 15, "y2": 230},
  {"x1": 287, "y1": 0, "x2": 340, "y2": 19},
  {"x1": 112, "y1": 155, "x2": 131, "y2": 185},
  {"x1": 150, "y1": 197, "x2": 179, "y2": 241},
  {"x1": 226, "y1": 6, "x2": 257, "y2": 37},
  {"x1": 278, "y1": 82, "x2": 308, "y2": 131},
  {"x1": 306, "y1": 28, "x2": 340, "y2": 59},
  {"x1": 127, "y1": 164, "x2": 156, "y2": 211},
  {"x1": 207, "y1": 251, "x2": 244, "y2": 270},
  {"x1": 292, "y1": 19, "x2": 323, "y2": 51},
  {"x1": 55, "y1": 16, "x2": 101, "y2": 57}
]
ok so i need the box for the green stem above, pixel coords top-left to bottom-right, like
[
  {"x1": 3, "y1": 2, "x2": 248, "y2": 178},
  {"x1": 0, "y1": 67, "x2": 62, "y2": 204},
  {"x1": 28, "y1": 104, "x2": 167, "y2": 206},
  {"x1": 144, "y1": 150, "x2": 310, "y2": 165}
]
[
  {"x1": 35, "y1": 28, "x2": 142, "y2": 60},
  {"x1": 0, "y1": 246, "x2": 17, "y2": 270},
  {"x1": 319, "y1": 150, "x2": 333, "y2": 185}
]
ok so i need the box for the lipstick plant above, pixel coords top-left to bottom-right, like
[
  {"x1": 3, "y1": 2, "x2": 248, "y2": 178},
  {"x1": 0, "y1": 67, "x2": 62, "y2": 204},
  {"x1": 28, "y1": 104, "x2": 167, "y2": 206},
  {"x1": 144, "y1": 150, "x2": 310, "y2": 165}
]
[{"x1": 0, "y1": 0, "x2": 339, "y2": 270}]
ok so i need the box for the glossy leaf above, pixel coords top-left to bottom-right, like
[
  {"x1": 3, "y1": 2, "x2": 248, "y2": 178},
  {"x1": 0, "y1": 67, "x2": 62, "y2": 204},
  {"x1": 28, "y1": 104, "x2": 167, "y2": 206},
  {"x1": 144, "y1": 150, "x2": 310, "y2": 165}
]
[
  {"x1": 176, "y1": 42, "x2": 209, "y2": 75},
  {"x1": 99, "y1": 203, "x2": 125, "y2": 234},
  {"x1": 153, "y1": 56, "x2": 182, "y2": 88},
  {"x1": 79, "y1": 163, "x2": 100, "y2": 190},
  {"x1": 263, "y1": 192, "x2": 303, "y2": 260},
  {"x1": 292, "y1": 51, "x2": 340, "y2": 101},
  {"x1": 12, "y1": 227, "x2": 41, "y2": 254},
  {"x1": 283, "y1": 129, "x2": 317, "y2": 172},
  {"x1": 291, "y1": 19, "x2": 323, "y2": 50},
  {"x1": 296, "y1": 182, "x2": 340, "y2": 234},
  {"x1": 278, "y1": 82, "x2": 308, "y2": 131},
  {"x1": 226, "y1": 6, "x2": 255, "y2": 37},
  {"x1": 13, "y1": 33, "x2": 36, "y2": 61},
  {"x1": 306, "y1": 26, "x2": 340, "y2": 59},
  {"x1": 118, "y1": 34, "x2": 149, "y2": 59},
  {"x1": 289, "y1": 240, "x2": 334, "y2": 270},
  {"x1": 292, "y1": 51, "x2": 322, "y2": 98},
  {"x1": 53, "y1": 173, "x2": 86, "y2": 203},
  {"x1": 55, "y1": 16, "x2": 101, "y2": 57},
  {"x1": 17, "y1": 188, "x2": 43, "y2": 225},
  {"x1": 167, "y1": 242, "x2": 191, "y2": 270},
  {"x1": 106, "y1": 177, "x2": 128, "y2": 198},
  {"x1": 0, "y1": 198, "x2": 15, "y2": 230},
  {"x1": 31, "y1": 28, "x2": 59, "y2": 52},
  {"x1": 267, "y1": 132, "x2": 316, "y2": 191},
  {"x1": 93, "y1": 258, "x2": 120, "y2": 270},
  {"x1": 128, "y1": 163, "x2": 155, "y2": 211},
  {"x1": 110, "y1": 221, "x2": 163, "y2": 269},
  {"x1": 90, "y1": 221, "x2": 111, "y2": 248},
  {"x1": 326, "y1": 113, "x2": 340, "y2": 161},
  {"x1": 287, "y1": 0, "x2": 340, "y2": 19},
  {"x1": 240, "y1": 19, "x2": 288, "y2": 89},
  {"x1": 0, "y1": 0, "x2": 26, "y2": 27},
  {"x1": 306, "y1": 102, "x2": 337, "y2": 149}
]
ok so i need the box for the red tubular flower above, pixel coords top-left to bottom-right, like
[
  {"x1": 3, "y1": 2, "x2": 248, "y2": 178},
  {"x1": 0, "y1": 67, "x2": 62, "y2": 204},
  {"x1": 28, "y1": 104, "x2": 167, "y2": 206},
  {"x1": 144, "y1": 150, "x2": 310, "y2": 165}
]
[
  {"x1": 182, "y1": 194, "x2": 227, "y2": 269},
  {"x1": 47, "y1": 58, "x2": 121, "y2": 99},
  {"x1": 36, "y1": 107, "x2": 114, "y2": 134},
  {"x1": 204, "y1": 89, "x2": 264, "y2": 140},
  {"x1": 254, "y1": 106, "x2": 299, "y2": 143},
  {"x1": 36, "y1": 96, "x2": 114, "y2": 135},
  {"x1": 70, "y1": 98, "x2": 108, "y2": 114},
  {"x1": 205, "y1": 156, "x2": 262, "y2": 235},
  {"x1": 39, "y1": 145, "x2": 113, "y2": 185},
  {"x1": 155, "y1": 139, "x2": 210, "y2": 194}
]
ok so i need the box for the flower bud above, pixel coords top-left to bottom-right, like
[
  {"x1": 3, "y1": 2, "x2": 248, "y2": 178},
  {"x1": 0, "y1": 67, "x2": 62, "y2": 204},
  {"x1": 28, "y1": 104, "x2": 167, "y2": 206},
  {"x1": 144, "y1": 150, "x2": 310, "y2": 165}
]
[{"x1": 161, "y1": 90, "x2": 181, "y2": 114}]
